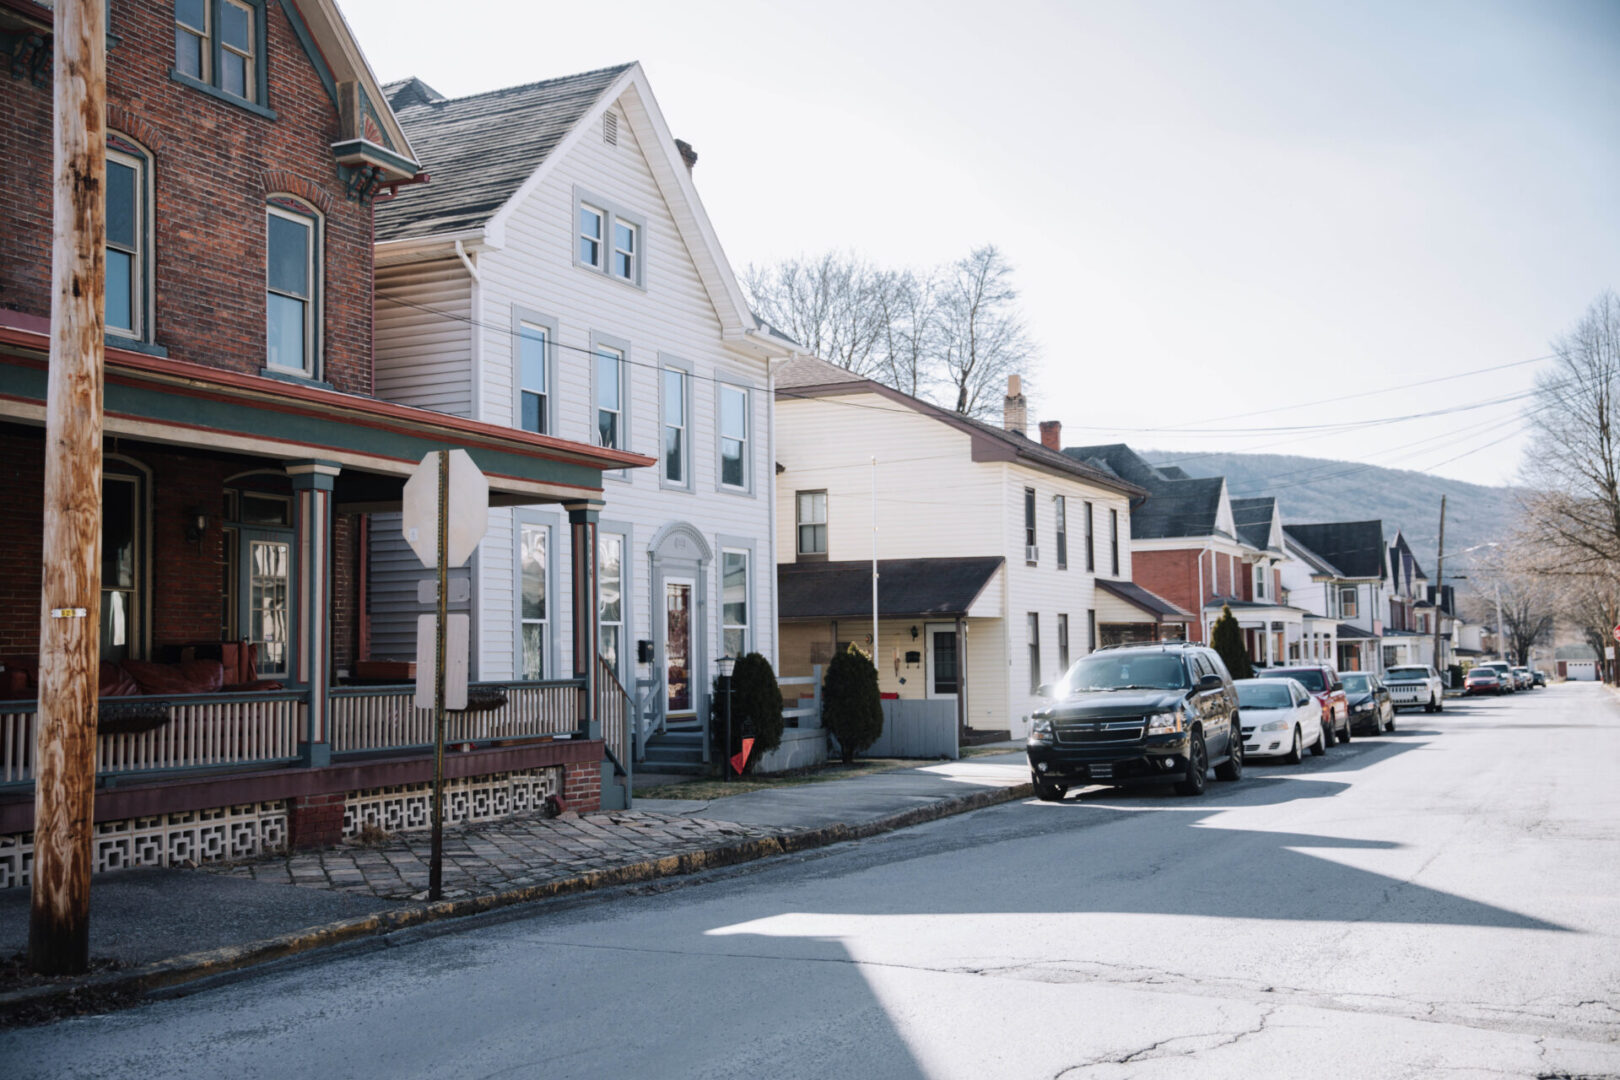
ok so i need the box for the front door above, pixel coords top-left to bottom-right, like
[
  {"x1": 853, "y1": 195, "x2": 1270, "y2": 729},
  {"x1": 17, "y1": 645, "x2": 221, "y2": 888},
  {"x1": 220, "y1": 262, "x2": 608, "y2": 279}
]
[
  {"x1": 925, "y1": 623, "x2": 959, "y2": 700},
  {"x1": 239, "y1": 528, "x2": 293, "y2": 680},
  {"x1": 665, "y1": 578, "x2": 695, "y2": 726}
]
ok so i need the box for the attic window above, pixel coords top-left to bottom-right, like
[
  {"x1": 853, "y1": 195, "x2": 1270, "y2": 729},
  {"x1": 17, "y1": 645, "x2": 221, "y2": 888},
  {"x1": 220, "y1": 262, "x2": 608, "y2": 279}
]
[{"x1": 603, "y1": 111, "x2": 618, "y2": 146}]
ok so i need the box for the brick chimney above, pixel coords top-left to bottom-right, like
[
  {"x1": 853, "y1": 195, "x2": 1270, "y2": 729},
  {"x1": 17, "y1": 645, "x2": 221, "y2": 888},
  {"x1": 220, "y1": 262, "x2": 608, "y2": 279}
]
[
  {"x1": 675, "y1": 139, "x2": 698, "y2": 171},
  {"x1": 1039, "y1": 420, "x2": 1061, "y2": 451},
  {"x1": 1003, "y1": 375, "x2": 1027, "y2": 435}
]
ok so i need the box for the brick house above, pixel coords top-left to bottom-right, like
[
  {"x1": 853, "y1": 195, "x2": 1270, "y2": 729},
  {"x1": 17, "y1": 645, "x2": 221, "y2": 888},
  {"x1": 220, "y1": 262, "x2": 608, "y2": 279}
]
[{"x1": 0, "y1": 0, "x2": 647, "y2": 889}]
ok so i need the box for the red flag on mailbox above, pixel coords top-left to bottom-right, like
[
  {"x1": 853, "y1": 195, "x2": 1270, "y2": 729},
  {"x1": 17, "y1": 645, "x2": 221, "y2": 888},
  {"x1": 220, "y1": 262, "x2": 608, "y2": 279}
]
[{"x1": 730, "y1": 738, "x2": 755, "y2": 776}]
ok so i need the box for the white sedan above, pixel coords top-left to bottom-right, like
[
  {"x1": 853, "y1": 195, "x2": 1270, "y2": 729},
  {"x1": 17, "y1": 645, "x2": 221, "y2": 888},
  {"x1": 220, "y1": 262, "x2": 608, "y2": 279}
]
[{"x1": 1236, "y1": 677, "x2": 1326, "y2": 763}]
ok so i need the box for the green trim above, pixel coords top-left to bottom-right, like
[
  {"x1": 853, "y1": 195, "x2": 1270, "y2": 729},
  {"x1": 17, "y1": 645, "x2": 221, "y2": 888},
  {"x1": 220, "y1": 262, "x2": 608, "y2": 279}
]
[
  {"x1": 170, "y1": 67, "x2": 278, "y2": 120},
  {"x1": 329, "y1": 138, "x2": 418, "y2": 176},
  {"x1": 0, "y1": 359, "x2": 606, "y2": 493},
  {"x1": 274, "y1": 0, "x2": 339, "y2": 109}
]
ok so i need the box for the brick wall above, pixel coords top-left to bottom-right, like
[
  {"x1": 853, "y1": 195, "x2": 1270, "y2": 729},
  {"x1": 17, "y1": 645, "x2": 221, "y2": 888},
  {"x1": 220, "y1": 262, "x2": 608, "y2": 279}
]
[
  {"x1": 1134, "y1": 549, "x2": 1204, "y2": 642},
  {"x1": 562, "y1": 760, "x2": 602, "y2": 814},
  {"x1": 0, "y1": 1, "x2": 375, "y2": 395},
  {"x1": 0, "y1": 429, "x2": 44, "y2": 655},
  {"x1": 287, "y1": 792, "x2": 346, "y2": 849}
]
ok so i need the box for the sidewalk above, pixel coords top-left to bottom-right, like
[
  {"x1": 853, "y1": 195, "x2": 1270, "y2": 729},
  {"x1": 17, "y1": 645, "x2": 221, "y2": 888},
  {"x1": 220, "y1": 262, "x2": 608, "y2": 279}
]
[{"x1": 0, "y1": 749, "x2": 1029, "y2": 1019}]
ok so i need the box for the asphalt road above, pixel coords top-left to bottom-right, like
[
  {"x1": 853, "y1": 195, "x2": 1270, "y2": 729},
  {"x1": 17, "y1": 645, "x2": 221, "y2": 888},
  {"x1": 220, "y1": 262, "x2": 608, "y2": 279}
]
[{"x1": 6, "y1": 683, "x2": 1619, "y2": 1079}]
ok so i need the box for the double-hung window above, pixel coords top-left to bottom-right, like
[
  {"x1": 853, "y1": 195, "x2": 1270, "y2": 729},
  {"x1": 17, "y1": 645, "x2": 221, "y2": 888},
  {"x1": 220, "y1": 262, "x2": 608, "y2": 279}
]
[
  {"x1": 519, "y1": 324, "x2": 549, "y2": 434},
  {"x1": 105, "y1": 137, "x2": 149, "y2": 341},
  {"x1": 662, "y1": 366, "x2": 688, "y2": 486},
  {"x1": 1027, "y1": 613, "x2": 1041, "y2": 694},
  {"x1": 1109, "y1": 508, "x2": 1120, "y2": 576},
  {"x1": 266, "y1": 199, "x2": 320, "y2": 378},
  {"x1": 1084, "y1": 501, "x2": 1095, "y2": 572},
  {"x1": 595, "y1": 344, "x2": 624, "y2": 450},
  {"x1": 1339, "y1": 585, "x2": 1359, "y2": 619},
  {"x1": 797, "y1": 491, "x2": 827, "y2": 558},
  {"x1": 578, "y1": 204, "x2": 604, "y2": 267},
  {"x1": 722, "y1": 549, "x2": 749, "y2": 658},
  {"x1": 574, "y1": 189, "x2": 646, "y2": 287},
  {"x1": 613, "y1": 219, "x2": 637, "y2": 281},
  {"x1": 719, "y1": 385, "x2": 749, "y2": 490},
  {"x1": 1055, "y1": 496, "x2": 1068, "y2": 570},
  {"x1": 173, "y1": 0, "x2": 266, "y2": 107},
  {"x1": 1253, "y1": 563, "x2": 1267, "y2": 600},
  {"x1": 1057, "y1": 613, "x2": 1070, "y2": 672},
  {"x1": 519, "y1": 523, "x2": 548, "y2": 679},
  {"x1": 599, "y1": 534, "x2": 623, "y2": 678}
]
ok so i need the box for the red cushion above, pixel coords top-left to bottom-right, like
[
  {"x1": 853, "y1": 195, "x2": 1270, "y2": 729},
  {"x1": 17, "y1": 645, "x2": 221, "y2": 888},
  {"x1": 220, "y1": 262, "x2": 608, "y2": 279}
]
[
  {"x1": 120, "y1": 659, "x2": 225, "y2": 695},
  {"x1": 0, "y1": 668, "x2": 28, "y2": 700},
  {"x1": 98, "y1": 661, "x2": 141, "y2": 698}
]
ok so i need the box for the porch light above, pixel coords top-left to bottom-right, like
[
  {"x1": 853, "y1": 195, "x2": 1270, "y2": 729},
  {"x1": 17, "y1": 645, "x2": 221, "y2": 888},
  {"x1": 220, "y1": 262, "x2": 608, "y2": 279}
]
[
  {"x1": 185, "y1": 507, "x2": 209, "y2": 543},
  {"x1": 716, "y1": 656, "x2": 736, "y2": 679}
]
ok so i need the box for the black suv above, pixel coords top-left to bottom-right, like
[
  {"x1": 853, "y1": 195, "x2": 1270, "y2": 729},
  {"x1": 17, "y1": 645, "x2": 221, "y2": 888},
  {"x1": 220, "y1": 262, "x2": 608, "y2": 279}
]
[{"x1": 1027, "y1": 642, "x2": 1243, "y2": 801}]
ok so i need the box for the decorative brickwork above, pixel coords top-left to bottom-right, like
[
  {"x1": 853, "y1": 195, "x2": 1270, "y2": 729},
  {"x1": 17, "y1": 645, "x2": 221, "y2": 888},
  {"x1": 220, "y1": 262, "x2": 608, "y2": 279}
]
[{"x1": 341, "y1": 768, "x2": 563, "y2": 837}]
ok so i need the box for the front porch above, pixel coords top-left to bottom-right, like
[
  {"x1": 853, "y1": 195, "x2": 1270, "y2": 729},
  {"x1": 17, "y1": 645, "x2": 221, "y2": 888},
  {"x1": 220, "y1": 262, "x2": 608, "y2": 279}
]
[
  {"x1": 0, "y1": 321, "x2": 649, "y2": 886},
  {"x1": 1206, "y1": 598, "x2": 1308, "y2": 669}
]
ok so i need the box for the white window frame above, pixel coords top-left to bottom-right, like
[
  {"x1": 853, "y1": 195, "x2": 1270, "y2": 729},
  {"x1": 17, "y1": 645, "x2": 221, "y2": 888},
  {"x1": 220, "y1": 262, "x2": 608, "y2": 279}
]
[
  {"x1": 590, "y1": 331, "x2": 630, "y2": 456},
  {"x1": 1027, "y1": 612, "x2": 1041, "y2": 694},
  {"x1": 1054, "y1": 495, "x2": 1067, "y2": 570},
  {"x1": 1058, "y1": 613, "x2": 1070, "y2": 671},
  {"x1": 1340, "y1": 585, "x2": 1359, "y2": 619},
  {"x1": 573, "y1": 187, "x2": 647, "y2": 288},
  {"x1": 1109, "y1": 507, "x2": 1120, "y2": 576},
  {"x1": 720, "y1": 546, "x2": 751, "y2": 659},
  {"x1": 218, "y1": 0, "x2": 255, "y2": 99},
  {"x1": 1253, "y1": 562, "x2": 1267, "y2": 601},
  {"x1": 578, "y1": 203, "x2": 605, "y2": 269},
  {"x1": 660, "y1": 358, "x2": 692, "y2": 491},
  {"x1": 612, "y1": 217, "x2": 638, "y2": 282},
  {"x1": 511, "y1": 307, "x2": 558, "y2": 436},
  {"x1": 174, "y1": 0, "x2": 210, "y2": 82},
  {"x1": 265, "y1": 198, "x2": 321, "y2": 380},
  {"x1": 599, "y1": 532, "x2": 625, "y2": 680},
  {"x1": 796, "y1": 490, "x2": 827, "y2": 558},
  {"x1": 105, "y1": 138, "x2": 151, "y2": 342},
  {"x1": 717, "y1": 382, "x2": 751, "y2": 493},
  {"x1": 516, "y1": 517, "x2": 556, "y2": 681}
]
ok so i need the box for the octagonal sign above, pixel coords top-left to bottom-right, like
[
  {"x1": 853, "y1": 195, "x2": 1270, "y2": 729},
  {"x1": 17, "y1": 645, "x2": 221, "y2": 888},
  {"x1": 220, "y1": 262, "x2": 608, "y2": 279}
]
[{"x1": 402, "y1": 450, "x2": 489, "y2": 569}]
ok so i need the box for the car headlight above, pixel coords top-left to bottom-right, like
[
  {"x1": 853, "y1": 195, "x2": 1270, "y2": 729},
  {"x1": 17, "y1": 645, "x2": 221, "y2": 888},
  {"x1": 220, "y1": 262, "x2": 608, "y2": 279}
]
[
  {"x1": 1029, "y1": 717, "x2": 1054, "y2": 744},
  {"x1": 1260, "y1": 718, "x2": 1290, "y2": 731},
  {"x1": 1146, "y1": 709, "x2": 1184, "y2": 735}
]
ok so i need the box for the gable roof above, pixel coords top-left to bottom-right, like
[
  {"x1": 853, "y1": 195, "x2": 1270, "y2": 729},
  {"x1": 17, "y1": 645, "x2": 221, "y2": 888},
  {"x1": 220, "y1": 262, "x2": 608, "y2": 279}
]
[
  {"x1": 376, "y1": 65, "x2": 630, "y2": 242},
  {"x1": 776, "y1": 360, "x2": 1145, "y2": 497},
  {"x1": 1231, "y1": 496, "x2": 1279, "y2": 552},
  {"x1": 778, "y1": 557, "x2": 1004, "y2": 620},
  {"x1": 1063, "y1": 444, "x2": 1234, "y2": 540},
  {"x1": 1096, "y1": 579, "x2": 1194, "y2": 621},
  {"x1": 1282, "y1": 521, "x2": 1388, "y2": 580}
]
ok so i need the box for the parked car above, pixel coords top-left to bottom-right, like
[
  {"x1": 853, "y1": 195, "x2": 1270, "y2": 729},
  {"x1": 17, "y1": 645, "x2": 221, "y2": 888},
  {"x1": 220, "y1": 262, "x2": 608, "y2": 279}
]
[
  {"x1": 1236, "y1": 677, "x2": 1325, "y2": 762},
  {"x1": 1476, "y1": 661, "x2": 1518, "y2": 692},
  {"x1": 1511, "y1": 666, "x2": 1535, "y2": 690},
  {"x1": 1341, "y1": 672, "x2": 1396, "y2": 734},
  {"x1": 1464, "y1": 667, "x2": 1504, "y2": 695},
  {"x1": 1027, "y1": 642, "x2": 1244, "y2": 801},
  {"x1": 1384, "y1": 664, "x2": 1444, "y2": 713},
  {"x1": 1256, "y1": 664, "x2": 1351, "y2": 745},
  {"x1": 1531, "y1": 669, "x2": 1548, "y2": 687}
]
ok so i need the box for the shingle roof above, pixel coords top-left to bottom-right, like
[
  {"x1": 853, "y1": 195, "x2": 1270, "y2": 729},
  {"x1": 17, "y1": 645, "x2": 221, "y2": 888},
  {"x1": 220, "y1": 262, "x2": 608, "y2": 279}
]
[
  {"x1": 1555, "y1": 644, "x2": 1598, "y2": 660},
  {"x1": 1062, "y1": 444, "x2": 1230, "y2": 540},
  {"x1": 1337, "y1": 623, "x2": 1377, "y2": 639},
  {"x1": 778, "y1": 557, "x2": 1004, "y2": 620},
  {"x1": 1282, "y1": 521, "x2": 1388, "y2": 580},
  {"x1": 1095, "y1": 579, "x2": 1193, "y2": 620},
  {"x1": 375, "y1": 65, "x2": 632, "y2": 243},
  {"x1": 775, "y1": 354, "x2": 865, "y2": 390},
  {"x1": 1230, "y1": 496, "x2": 1278, "y2": 551}
]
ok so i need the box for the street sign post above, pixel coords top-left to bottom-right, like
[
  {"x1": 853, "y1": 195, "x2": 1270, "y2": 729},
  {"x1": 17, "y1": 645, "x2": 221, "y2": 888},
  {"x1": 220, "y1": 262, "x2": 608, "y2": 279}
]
[{"x1": 401, "y1": 450, "x2": 488, "y2": 900}]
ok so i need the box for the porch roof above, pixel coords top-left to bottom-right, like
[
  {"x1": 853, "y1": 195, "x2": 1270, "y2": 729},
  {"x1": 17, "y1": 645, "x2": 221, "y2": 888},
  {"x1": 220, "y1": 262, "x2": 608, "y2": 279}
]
[
  {"x1": 778, "y1": 557, "x2": 1004, "y2": 621},
  {"x1": 1095, "y1": 578, "x2": 1193, "y2": 622},
  {"x1": 1336, "y1": 623, "x2": 1378, "y2": 640},
  {"x1": 0, "y1": 313, "x2": 653, "y2": 504}
]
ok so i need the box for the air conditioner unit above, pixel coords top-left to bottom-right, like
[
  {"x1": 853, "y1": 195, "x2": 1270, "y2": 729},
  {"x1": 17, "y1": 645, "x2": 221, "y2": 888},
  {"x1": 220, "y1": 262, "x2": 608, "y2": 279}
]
[{"x1": 1025, "y1": 545, "x2": 1040, "y2": 563}]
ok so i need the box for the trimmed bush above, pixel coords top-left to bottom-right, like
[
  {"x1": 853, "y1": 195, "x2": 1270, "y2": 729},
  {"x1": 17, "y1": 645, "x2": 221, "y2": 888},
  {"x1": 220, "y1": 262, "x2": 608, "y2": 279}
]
[
  {"x1": 708, "y1": 652, "x2": 784, "y2": 775},
  {"x1": 1211, "y1": 604, "x2": 1254, "y2": 680},
  {"x1": 822, "y1": 644, "x2": 883, "y2": 764}
]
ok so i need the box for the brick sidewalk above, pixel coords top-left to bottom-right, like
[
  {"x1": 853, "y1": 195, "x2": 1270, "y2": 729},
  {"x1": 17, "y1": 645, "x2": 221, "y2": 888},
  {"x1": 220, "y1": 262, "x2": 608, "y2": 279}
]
[{"x1": 205, "y1": 810, "x2": 789, "y2": 901}]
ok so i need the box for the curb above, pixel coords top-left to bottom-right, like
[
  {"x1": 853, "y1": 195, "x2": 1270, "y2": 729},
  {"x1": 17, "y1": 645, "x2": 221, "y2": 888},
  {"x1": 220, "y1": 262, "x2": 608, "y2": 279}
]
[{"x1": 0, "y1": 779, "x2": 1033, "y2": 1023}]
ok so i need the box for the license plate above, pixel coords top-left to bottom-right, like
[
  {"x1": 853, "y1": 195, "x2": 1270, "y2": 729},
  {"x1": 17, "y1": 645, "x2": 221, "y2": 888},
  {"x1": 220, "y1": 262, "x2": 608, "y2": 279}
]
[{"x1": 1089, "y1": 763, "x2": 1114, "y2": 780}]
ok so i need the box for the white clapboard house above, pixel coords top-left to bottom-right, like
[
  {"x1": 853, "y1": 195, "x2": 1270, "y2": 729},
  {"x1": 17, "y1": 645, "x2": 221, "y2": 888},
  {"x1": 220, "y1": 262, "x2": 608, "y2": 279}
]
[{"x1": 370, "y1": 65, "x2": 797, "y2": 785}]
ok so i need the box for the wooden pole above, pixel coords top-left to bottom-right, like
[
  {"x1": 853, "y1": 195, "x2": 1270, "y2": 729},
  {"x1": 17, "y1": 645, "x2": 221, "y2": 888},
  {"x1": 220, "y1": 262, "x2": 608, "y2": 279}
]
[
  {"x1": 1432, "y1": 495, "x2": 1446, "y2": 686},
  {"x1": 29, "y1": 0, "x2": 107, "y2": 976}
]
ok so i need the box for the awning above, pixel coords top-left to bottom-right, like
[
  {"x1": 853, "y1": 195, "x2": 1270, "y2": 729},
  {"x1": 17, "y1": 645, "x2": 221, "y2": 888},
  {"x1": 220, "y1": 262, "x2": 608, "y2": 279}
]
[
  {"x1": 779, "y1": 557, "x2": 1003, "y2": 620},
  {"x1": 1095, "y1": 579, "x2": 1193, "y2": 622}
]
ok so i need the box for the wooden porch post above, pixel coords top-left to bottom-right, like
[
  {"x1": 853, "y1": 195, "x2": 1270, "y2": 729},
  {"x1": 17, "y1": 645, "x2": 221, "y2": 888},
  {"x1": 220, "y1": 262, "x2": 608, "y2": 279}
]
[
  {"x1": 567, "y1": 503, "x2": 601, "y2": 740},
  {"x1": 288, "y1": 462, "x2": 339, "y2": 767},
  {"x1": 30, "y1": 0, "x2": 107, "y2": 976}
]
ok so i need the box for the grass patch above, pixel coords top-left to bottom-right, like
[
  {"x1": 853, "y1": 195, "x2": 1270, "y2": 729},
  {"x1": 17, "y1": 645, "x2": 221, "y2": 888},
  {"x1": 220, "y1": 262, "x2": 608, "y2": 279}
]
[{"x1": 637, "y1": 758, "x2": 920, "y2": 801}]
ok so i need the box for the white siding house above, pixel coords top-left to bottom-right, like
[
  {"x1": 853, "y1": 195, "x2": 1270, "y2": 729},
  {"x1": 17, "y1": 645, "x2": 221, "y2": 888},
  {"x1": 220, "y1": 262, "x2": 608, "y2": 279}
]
[
  {"x1": 371, "y1": 66, "x2": 796, "y2": 775},
  {"x1": 774, "y1": 361, "x2": 1148, "y2": 739}
]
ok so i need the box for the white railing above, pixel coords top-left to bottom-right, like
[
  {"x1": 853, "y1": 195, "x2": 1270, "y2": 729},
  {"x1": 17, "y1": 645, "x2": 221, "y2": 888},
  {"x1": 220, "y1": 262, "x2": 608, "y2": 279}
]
[
  {"x1": 328, "y1": 681, "x2": 582, "y2": 755},
  {"x1": 598, "y1": 658, "x2": 632, "y2": 772},
  {"x1": 779, "y1": 665, "x2": 823, "y2": 729},
  {"x1": 1, "y1": 691, "x2": 304, "y2": 786}
]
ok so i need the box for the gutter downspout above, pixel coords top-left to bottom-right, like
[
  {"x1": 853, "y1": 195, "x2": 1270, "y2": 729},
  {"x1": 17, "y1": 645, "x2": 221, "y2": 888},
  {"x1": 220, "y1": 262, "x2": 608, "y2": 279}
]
[{"x1": 454, "y1": 239, "x2": 485, "y2": 678}]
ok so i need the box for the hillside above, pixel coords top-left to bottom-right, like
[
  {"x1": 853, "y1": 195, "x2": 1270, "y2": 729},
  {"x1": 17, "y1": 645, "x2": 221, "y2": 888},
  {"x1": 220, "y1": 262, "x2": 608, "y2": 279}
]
[{"x1": 1144, "y1": 450, "x2": 1521, "y2": 579}]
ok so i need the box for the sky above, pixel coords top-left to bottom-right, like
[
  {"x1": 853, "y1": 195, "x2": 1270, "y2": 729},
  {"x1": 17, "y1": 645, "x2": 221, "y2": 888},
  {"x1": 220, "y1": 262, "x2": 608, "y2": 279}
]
[{"x1": 341, "y1": 0, "x2": 1620, "y2": 485}]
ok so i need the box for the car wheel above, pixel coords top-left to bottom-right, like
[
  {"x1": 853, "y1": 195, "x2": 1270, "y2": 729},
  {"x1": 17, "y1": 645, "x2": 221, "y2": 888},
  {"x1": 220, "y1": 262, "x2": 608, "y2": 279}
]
[
  {"x1": 1310, "y1": 725, "x2": 1327, "y2": 756},
  {"x1": 1175, "y1": 731, "x2": 1208, "y2": 796},
  {"x1": 1322, "y1": 716, "x2": 1337, "y2": 747},
  {"x1": 1384, "y1": 710, "x2": 1396, "y2": 733},
  {"x1": 1032, "y1": 771, "x2": 1067, "y2": 802},
  {"x1": 1215, "y1": 723, "x2": 1244, "y2": 781},
  {"x1": 1435, "y1": 696, "x2": 1443, "y2": 713},
  {"x1": 1338, "y1": 714, "x2": 1352, "y2": 743},
  {"x1": 1284, "y1": 726, "x2": 1303, "y2": 765}
]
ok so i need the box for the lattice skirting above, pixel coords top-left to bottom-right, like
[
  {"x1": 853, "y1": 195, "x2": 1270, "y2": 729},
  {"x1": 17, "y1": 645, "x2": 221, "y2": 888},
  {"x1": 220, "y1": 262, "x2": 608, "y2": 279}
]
[
  {"x1": 342, "y1": 767, "x2": 562, "y2": 837},
  {"x1": 0, "y1": 802, "x2": 288, "y2": 889}
]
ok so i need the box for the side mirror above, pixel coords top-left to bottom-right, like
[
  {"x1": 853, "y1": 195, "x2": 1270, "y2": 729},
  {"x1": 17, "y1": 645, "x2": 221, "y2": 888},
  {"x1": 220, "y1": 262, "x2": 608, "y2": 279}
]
[
  {"x1": 1331, "y1": 682, "x2": 1344, "y2": 692},
  {"x1": 1198, "y1": 672, "x2": 1224, "y2": 690}
]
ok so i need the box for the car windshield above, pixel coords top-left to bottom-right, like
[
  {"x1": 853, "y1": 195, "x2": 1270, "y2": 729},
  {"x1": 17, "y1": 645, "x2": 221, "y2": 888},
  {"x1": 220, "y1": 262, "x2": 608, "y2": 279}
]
[
  {"x1": 1236, "y1": 682, "x2": 1294, "y2": 709},
  {"x1": 1261, "y1": 668, "x2": 1325, "y2": 692},
  {"x1": 1387, "y1": 667, "x2": 1428, "y2": 680},
  {"x1": 1062, "y1": 652, "x2": 1189, "y2": 692},
  {"x1": 1340, "y1": 673, "x2": 1372, "y2": 693},
  {"x1": 1468, "y1": 668, "x2": 1495, "y2": 678}
]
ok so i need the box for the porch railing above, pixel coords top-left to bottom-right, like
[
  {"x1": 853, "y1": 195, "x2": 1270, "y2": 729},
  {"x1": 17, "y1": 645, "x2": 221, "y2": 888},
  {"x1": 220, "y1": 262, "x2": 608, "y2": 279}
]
[
  {"x1": 779, "y1": 665, "x2": 823, "y2": 728},
  {"x1": 328, "y1": 680, "x2": 583, "y2": 755},
  {"x1": 598, "y1": 658, "x2": 631, "y2": 774},
  {"x1": 1, "y1": 690, "x2": 305, "y2": 787}
]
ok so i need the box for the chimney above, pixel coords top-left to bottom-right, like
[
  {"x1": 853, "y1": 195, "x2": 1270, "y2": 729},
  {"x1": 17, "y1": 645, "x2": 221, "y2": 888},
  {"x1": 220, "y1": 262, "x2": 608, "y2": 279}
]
[
  {"x1": 675, "y1": 139, "x2": 698, "y2": 172},
  {"x1": 1003, "y1": 374, "x2": 1027, "y2": 435},
  {"x1": 1039, "y1": 420, "x2": 1062, "y2": 451}
]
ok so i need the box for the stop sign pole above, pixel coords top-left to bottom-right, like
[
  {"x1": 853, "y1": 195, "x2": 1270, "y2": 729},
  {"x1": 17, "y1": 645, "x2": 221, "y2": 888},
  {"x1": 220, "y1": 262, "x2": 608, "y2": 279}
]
[{"x1": 402, "y1": 450, "x2": 488, "y2": 901}]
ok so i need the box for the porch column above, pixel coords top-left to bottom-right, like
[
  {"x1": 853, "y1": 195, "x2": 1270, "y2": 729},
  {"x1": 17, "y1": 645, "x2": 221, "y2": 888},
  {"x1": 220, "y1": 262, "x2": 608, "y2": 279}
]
[
  {"x1": 289, "y1": 461, "x2": 339, "y2": 767},
  {"x1": 954, "y1": 616, "x2": 967, "y2": 741},
  {"x1": 567, "y1": 503, "x2": 601, "y2": 740}
]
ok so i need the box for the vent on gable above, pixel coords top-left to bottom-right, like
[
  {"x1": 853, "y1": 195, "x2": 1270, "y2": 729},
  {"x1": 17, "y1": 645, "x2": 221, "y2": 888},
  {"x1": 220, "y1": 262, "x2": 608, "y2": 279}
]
[{"x1": 603, "y1": 111, "x2": 618, "y2": 146}]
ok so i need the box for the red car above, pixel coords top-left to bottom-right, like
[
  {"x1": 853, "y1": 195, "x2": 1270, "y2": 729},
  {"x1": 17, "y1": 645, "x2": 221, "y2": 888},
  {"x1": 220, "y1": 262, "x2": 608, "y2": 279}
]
[
  {"x1": 1464, "y1": 668, "x2": 1503, "y2": 695},
  {"x1": 1257, "y1": 664, "x2": 1353, "y2": 745}
]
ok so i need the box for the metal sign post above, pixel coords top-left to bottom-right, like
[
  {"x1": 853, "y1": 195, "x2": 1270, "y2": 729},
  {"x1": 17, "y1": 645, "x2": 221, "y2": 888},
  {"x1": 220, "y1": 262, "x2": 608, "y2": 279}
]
[{"x1": 401, "y1": 450, "x2": 488, "y2": 901}]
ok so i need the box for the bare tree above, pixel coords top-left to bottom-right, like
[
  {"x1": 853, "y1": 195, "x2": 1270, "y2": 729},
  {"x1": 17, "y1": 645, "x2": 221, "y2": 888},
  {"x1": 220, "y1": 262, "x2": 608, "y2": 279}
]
[
  {"x1": 741, "y1": 252, "x2": 894, "y2": 378},
  {"x1": 935, "y1": 245, "x2": 1037, "y2": 419},
  {"x1": 873, "y1": 267, "x2": 938, "y2": 398},
  {"x1": 1556, "y1": 570, "x2": 1620, "y2": 683},
  {"x1": 1521, "y1": 291, "x2": 1620, "y2": 572},
  {"x1": 1471, "y1": 547, "x2": 1558, "y2": 665}
]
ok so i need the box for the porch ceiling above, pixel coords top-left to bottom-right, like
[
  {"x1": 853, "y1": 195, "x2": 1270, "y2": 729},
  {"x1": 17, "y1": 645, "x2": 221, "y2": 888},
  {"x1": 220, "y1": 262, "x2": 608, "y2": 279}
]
[{"x1": 0, "y1": 320, "x2": 653, "y2": 505}]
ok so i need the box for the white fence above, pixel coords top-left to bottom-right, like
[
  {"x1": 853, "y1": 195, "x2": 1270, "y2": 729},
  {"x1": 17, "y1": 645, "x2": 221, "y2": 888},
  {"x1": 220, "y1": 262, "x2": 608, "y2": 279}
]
[{"x1": 328, "y1": 681, "x2": 581, "y2": 754}]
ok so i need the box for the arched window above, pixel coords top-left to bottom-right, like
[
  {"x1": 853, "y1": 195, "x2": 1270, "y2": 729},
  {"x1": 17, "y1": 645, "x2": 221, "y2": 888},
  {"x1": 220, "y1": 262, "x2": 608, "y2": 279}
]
[
  {"x1": 106, "y1": 133, "x2": 153, "y2": 342},
  {"x1": 265, "y1": 195, "x2": 323, "y2": 379}
]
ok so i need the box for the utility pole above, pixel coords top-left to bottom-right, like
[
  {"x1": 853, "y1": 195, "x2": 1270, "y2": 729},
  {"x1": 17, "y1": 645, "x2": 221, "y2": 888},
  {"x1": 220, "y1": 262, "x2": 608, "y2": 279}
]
[
  {"x1": 871, "y1": 456, "x2": 878, "y2": 660},
  {"x1": 1432, "y1": 495, "x2": 1446, "y2": 684},
  {"x1": 30, "y1": 0, "x2": 107, "y2": 975}
]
